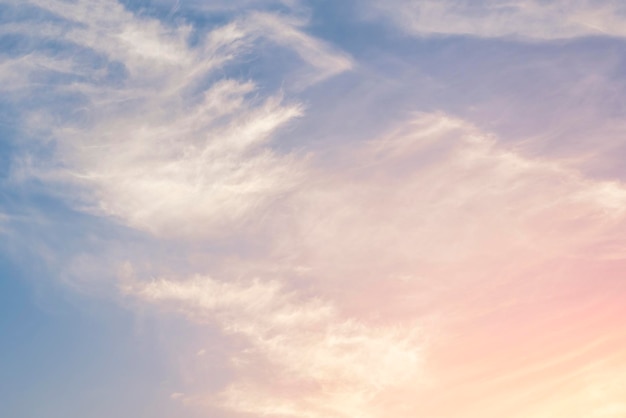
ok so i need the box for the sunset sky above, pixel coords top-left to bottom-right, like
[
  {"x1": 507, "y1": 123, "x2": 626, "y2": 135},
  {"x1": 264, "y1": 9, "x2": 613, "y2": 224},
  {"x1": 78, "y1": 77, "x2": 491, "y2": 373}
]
[{"x1": 2, "y1": 1, "x2": 626, "y2": 417}]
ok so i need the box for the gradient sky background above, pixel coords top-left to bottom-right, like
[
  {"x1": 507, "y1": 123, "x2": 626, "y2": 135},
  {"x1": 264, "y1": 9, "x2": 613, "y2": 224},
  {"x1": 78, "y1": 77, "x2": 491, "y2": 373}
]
[{"x1": 2, "y1": 1, "x2": 626, "y2": 417}]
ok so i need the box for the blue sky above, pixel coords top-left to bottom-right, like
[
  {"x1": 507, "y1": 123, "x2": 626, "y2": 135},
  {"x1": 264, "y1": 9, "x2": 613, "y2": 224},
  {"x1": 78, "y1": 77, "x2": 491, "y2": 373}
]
[{"x1": 3, "y1": 1, "x2": 626, "y2": 417}]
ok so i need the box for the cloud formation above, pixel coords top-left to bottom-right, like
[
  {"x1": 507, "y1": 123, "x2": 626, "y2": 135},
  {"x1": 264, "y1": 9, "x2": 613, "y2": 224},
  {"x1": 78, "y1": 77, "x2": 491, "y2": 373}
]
[
  {"x1": 368, "y1": 0, "x2": 626, "y2": 40},
  {"x1": 122, "y1": 272, "x2": 423, "y2": 418},
  {"x1": 3, "y1": 1, "x2": 626, "y2": 418},
  {"x1": 121, "y1": 112, "x2": 626, "y2": 418},
  {"x1": 2, "y1": 0, "x2": 351, "y2": 238}
]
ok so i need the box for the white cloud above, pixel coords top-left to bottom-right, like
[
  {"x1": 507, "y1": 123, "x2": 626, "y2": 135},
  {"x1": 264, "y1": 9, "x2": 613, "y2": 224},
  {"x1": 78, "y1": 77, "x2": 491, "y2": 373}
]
[
  {"x1": 123, "y1": 273, "x2": 424, "y2": 418},
  {"x1": 277, "y1": 113, "x2": 626, "y2": 291},
  {"x1": 243, "y1": 12, "x2": 353, "y2": 87},
  {"x1": 120, "y1": 112, "x2": 626, "y2": 417},
  {"x1": 3, "y1": 0, "x2": 351, "y2": 238},
  {"x1": 4, "y1": 2, "x2": 626, "y2": 417},
  {"x1": 368, "y1": 0, "x2": 626, "y2": 40}
]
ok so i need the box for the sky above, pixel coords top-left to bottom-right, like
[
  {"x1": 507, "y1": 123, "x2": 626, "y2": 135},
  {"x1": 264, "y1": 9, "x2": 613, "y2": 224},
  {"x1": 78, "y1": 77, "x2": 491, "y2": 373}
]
[{"x1": 2, "y1": 1, "x2": 626, "y2": 417}]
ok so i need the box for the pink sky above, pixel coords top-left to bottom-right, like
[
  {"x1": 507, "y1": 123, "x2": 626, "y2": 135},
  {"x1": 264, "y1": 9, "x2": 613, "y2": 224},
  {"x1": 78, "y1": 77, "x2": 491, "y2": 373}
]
[{"x1": 3, "y1": 1, "x2": 626, "y2": 417}]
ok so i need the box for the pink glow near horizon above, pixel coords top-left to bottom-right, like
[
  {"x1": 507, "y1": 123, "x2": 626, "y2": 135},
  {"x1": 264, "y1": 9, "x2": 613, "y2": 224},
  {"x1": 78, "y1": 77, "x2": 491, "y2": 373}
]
[
  {"x1": 5, "y1": 1, "x2": 626, "y2": 417},
  {"x1": 121, "y1": 114, "x2": 626, "y2": 417}
]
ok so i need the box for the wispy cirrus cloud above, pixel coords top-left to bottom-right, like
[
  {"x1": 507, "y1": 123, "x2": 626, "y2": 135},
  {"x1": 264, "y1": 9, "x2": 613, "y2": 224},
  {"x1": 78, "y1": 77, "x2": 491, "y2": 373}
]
[
  {"x1": 2, "y1": 0, "x2": 351, "y2": 238},
  {"x1": 367, "y1": 0, "x2": 626, "y2": 40},
  {"x1": 119, "y1": 112, "x2": 626, "y2": 418},
  {"x1": 122, "y1": 272, "x2": 423, "y2": 418},
  {"x1": 3, "y1": 1, "x2": 626, "y2": 418}
]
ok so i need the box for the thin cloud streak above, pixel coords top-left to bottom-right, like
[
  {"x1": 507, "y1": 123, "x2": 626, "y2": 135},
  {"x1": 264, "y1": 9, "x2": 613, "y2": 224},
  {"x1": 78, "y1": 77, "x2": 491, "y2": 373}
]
[{"x1": 367, "y1": 0, "x2": 626, "y2": 40}]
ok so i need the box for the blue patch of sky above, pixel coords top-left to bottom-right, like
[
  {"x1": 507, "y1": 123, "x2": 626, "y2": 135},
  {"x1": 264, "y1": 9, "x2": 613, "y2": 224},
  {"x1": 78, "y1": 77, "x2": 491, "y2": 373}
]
[
  {"x1": 0, "y1": 252, "x2": 193, "y2": 418},
  {"x1": 0, "y1": 103, "x2": 18, "y2": 179},
  {"x1": 0, "y1": 2, "x2": 74, "y2": 27},
  {"x1": 0, "y1": 175, "x2": 206, "y2": 418},
  {"x1": 0, "y1": 187, "x2": 174, "y2": 417}
]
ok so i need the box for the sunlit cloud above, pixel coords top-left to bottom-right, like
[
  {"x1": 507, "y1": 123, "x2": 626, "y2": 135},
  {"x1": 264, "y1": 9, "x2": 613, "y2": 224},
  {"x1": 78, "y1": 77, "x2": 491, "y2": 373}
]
[
  {"x1": 117, "y1": 112, "x2": 626, "y2": 417},
  {"x1": 122, "y1": 272, "x2": 423, "y2": 418},
  {"x1": 2, "y1": 1, "x2": 626, "y2": 418}
]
